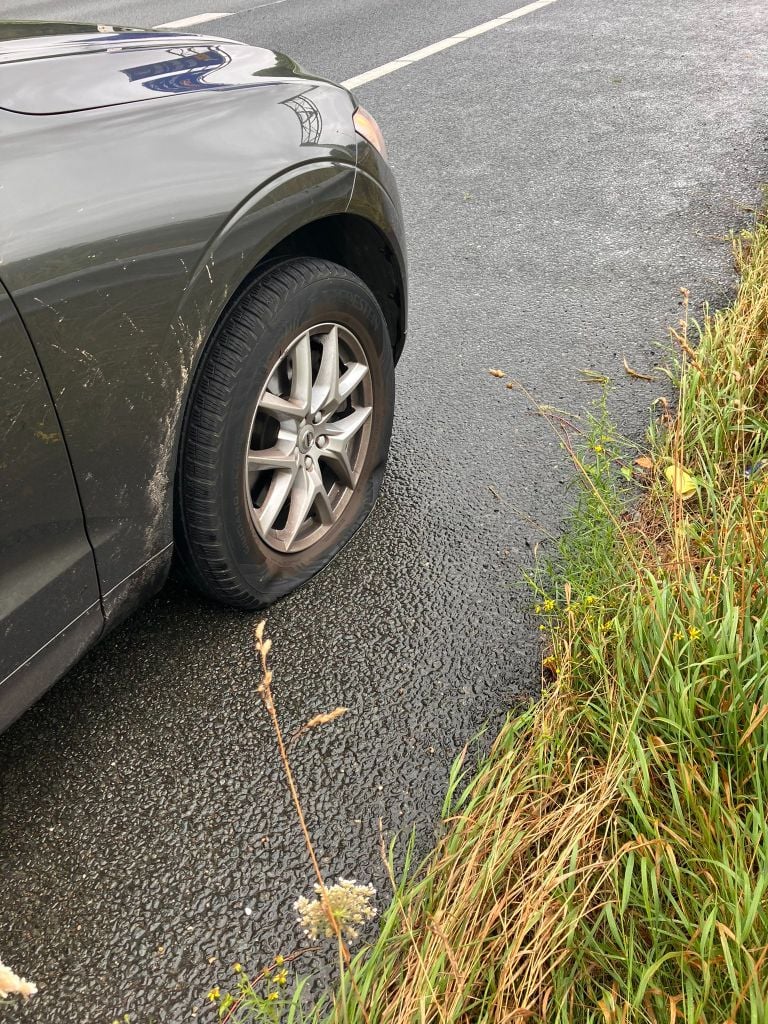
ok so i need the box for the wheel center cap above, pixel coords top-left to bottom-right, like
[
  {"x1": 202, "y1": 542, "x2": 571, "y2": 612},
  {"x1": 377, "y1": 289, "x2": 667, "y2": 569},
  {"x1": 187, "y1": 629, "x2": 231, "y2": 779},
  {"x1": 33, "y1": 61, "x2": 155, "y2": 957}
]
[{"x1": 298, "y1": 426, "x2": 315, "y2": 454}]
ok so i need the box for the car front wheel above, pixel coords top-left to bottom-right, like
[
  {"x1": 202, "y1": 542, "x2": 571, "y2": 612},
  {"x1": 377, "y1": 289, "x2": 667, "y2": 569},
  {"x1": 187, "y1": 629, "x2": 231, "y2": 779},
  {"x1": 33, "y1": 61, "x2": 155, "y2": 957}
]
[{"x1": 175, "y1": 257, "x2": 395, "y2": 608}]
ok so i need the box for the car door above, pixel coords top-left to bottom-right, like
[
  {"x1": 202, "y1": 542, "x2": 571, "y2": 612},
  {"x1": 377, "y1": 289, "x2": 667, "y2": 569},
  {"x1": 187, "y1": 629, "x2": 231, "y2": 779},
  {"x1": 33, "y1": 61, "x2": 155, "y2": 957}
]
[{"x1": 0, "y1": 279, "x2": 102, "y2": 728}]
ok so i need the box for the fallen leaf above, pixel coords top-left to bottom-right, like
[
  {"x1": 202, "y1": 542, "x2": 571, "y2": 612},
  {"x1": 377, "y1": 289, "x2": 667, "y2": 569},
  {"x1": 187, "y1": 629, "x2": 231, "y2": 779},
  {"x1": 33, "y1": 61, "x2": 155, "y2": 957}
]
[
  {"x1": 664, "y1": 463, "x2": 698, "y2": 500},
  {"x1": 623, "y1": 357, "x2": 655, "y2": 381},
  {"x1": 634, "y1": 456, "x2": 654, "y2": 470},
  {"x1": 489, "y1": 368, "x2": 506, "y2": 378}
]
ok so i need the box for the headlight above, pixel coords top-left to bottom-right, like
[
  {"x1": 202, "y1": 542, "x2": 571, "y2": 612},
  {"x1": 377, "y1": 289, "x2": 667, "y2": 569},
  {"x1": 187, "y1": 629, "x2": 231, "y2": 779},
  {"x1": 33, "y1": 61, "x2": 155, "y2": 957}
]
[{"x1": 353, "y1": 106, "x2": 388, "y2": 160}]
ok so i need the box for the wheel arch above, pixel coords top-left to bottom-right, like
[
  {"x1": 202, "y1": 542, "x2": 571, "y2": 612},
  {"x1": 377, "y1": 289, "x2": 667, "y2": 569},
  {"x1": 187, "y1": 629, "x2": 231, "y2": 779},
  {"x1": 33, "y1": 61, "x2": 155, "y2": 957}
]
[
  {"x1": 187, "y1": 210, "x2": 406, "y2": 381},
  {"x1": 259, "y1": 212, "x2": 406, "y2": 364},
  {"x1": 171, "y1": 164, "x2": 406, "y2": 460}
]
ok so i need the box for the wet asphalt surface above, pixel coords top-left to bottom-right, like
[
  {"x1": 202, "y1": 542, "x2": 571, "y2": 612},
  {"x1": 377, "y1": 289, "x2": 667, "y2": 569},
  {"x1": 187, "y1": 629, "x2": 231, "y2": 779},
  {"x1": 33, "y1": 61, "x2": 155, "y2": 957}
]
[{"x1": 2, "y1": 0, "x2": 768, "y2": 1020}]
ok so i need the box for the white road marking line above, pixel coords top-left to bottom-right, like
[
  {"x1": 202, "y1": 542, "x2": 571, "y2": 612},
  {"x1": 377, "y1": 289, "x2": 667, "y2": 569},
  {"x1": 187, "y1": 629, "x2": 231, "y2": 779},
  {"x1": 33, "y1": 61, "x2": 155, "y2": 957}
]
[
  {"x1": 153, "y1": 0, "x2": 288, "y2": 28},
  {"x1": 153, "y1": 12, "x2": 233, "y2": 29},
  {"x1": 341, "y1": 0, "x2": 559, "y2": 90}
]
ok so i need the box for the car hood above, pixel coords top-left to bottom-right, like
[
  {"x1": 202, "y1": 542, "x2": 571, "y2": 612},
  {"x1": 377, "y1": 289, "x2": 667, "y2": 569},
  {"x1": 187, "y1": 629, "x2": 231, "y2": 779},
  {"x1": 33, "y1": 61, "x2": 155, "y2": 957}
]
[{"x1": 0, "y1": 21, "x2": 306, "y2": 114}]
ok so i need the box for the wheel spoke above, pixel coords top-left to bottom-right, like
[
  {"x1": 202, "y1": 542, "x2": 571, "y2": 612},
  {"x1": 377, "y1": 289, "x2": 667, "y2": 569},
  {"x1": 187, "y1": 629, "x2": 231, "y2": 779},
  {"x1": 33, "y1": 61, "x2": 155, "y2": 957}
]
[
  {"x1": 281, "y1": 468, "x2": 315, "y2": 549},
  {"x1": 279, "y1": 464, "x2": 336, "y2": 549},
  {"x1": 255, "y1": 467, "x2": 296, "y2": 535},
  {"x1": 321, "y1": 406, "x2": 372, "y2": 486},
  {"x1": 325, "y1": 405, "x2": 372, "y2": 443},
  {"x1": 290, "y1": 331, "x2": 313, "y2": 417},
  {"x1": 312, "y1": 325, "x2": 340, "y2": 415},
  {"x1": 320, "y1": 442, "x2": 355, "y2": 487},
  {"x1": 310, "y1": 465, "x2": 335, "y2": 525},
  {"x1": 247, "y1": 447, "x2": 298, "y2": 474},
  {"x1": 337, "y1": 362, "x2": 369, "y2": 405},
  {"x1": 260, "y1": 390, "x2": 303, "y2": 421}
]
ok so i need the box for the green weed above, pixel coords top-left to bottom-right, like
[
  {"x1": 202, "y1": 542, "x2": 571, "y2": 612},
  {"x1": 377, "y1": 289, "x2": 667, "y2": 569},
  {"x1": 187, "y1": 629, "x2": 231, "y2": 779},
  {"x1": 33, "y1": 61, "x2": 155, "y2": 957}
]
[{"x1": 305, "y1": 219, "x2": 768, "y2": 1022}]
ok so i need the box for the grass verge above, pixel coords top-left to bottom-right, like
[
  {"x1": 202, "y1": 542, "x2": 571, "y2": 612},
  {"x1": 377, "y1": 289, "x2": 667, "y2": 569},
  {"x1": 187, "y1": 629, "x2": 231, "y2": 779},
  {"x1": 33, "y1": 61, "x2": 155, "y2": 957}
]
[{"x1": 306, "y1": 218, "x2": 768, "y2": 1023}]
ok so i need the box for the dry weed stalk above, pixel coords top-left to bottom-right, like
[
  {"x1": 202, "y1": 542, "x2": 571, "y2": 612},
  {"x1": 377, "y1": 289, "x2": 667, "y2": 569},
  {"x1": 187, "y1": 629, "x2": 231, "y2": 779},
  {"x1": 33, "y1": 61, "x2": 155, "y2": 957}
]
[
  {"x1": 290, "y1": 707, "x2": 349, "y2": 746},
  {"x1": 254, "y1": 621, "x2": 373, "y2": 1024}
]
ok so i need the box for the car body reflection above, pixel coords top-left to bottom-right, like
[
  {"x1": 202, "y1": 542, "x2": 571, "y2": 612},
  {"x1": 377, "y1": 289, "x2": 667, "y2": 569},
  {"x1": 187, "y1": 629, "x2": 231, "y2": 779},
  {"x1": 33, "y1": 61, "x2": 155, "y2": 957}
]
[
  {"x1": 281, "y1": 88, "x2": 323, "y2": 145},
  {"x1": 122, "y1": 46, "x2": 232, "y2": 93}
]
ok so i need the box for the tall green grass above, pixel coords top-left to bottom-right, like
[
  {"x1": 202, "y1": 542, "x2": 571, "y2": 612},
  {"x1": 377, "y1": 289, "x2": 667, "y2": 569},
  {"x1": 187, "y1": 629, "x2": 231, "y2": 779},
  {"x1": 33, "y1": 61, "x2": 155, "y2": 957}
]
[{"x1": 313, "y1": 220, "x2": 768, "y2": 1023}]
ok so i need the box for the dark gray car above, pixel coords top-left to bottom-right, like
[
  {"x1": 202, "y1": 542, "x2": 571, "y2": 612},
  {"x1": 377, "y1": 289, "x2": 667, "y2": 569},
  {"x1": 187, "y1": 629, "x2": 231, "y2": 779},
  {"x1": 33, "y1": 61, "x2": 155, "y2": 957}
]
[{"x1": 0, "y1": 21, "x2": 407, "y2": 731}]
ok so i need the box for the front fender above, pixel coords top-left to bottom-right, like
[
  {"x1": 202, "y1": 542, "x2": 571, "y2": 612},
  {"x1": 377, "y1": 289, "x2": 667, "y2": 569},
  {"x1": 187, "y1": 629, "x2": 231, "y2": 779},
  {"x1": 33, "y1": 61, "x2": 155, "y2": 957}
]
[{"x1": 172, "y1": 159, "x2": 358, "y2": 393}]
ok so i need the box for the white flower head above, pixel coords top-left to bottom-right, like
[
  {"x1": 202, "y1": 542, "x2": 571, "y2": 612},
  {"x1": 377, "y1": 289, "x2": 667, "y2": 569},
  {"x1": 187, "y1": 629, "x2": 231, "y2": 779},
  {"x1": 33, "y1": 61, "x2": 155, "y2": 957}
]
[
  {"x1": 294, "y1": 877, "x2": 377, "y2": 942},
  {"x1": 0, "y1": 960, "x2": 37, "y2": 1000}
]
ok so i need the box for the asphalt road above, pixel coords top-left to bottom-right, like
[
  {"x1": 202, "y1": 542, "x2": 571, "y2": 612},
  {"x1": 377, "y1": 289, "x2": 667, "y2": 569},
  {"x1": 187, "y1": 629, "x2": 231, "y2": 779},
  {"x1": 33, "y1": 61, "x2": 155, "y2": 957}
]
[{"x1": 2, "y1": 1, "x2": 768, "y2": 1020}]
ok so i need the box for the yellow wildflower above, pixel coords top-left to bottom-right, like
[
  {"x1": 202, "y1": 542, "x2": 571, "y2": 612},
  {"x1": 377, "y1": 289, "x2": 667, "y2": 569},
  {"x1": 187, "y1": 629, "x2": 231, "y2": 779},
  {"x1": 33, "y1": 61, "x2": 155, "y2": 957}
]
[
  {"x1": 543, "y1": 599, "x2": 556, "y2": 612},
  {"x1": 207, "y1": 987, "x2": 220, "y2": 1003},
  {"x1": 688, "y1": 626, "x2": 701, "y2": 641},
  {"x1": 267, "y1": 991, "x2": 279, "y2": 1002},
  {"x1": 232, "y1": 963, "x2": 242, "y2": 974},
  {"x1": 274, "y1": 955, "x2": 285, "y2": 966},
  {"x1": 274, "y1": 970, "x2": 288, "y2": 986}
]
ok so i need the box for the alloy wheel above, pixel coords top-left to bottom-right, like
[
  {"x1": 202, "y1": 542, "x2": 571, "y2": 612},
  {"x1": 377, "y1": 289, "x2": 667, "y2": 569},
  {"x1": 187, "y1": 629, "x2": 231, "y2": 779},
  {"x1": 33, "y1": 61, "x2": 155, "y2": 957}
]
[{"x1": 245, "y1": 323, "x2": 373, "y2": 553}]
